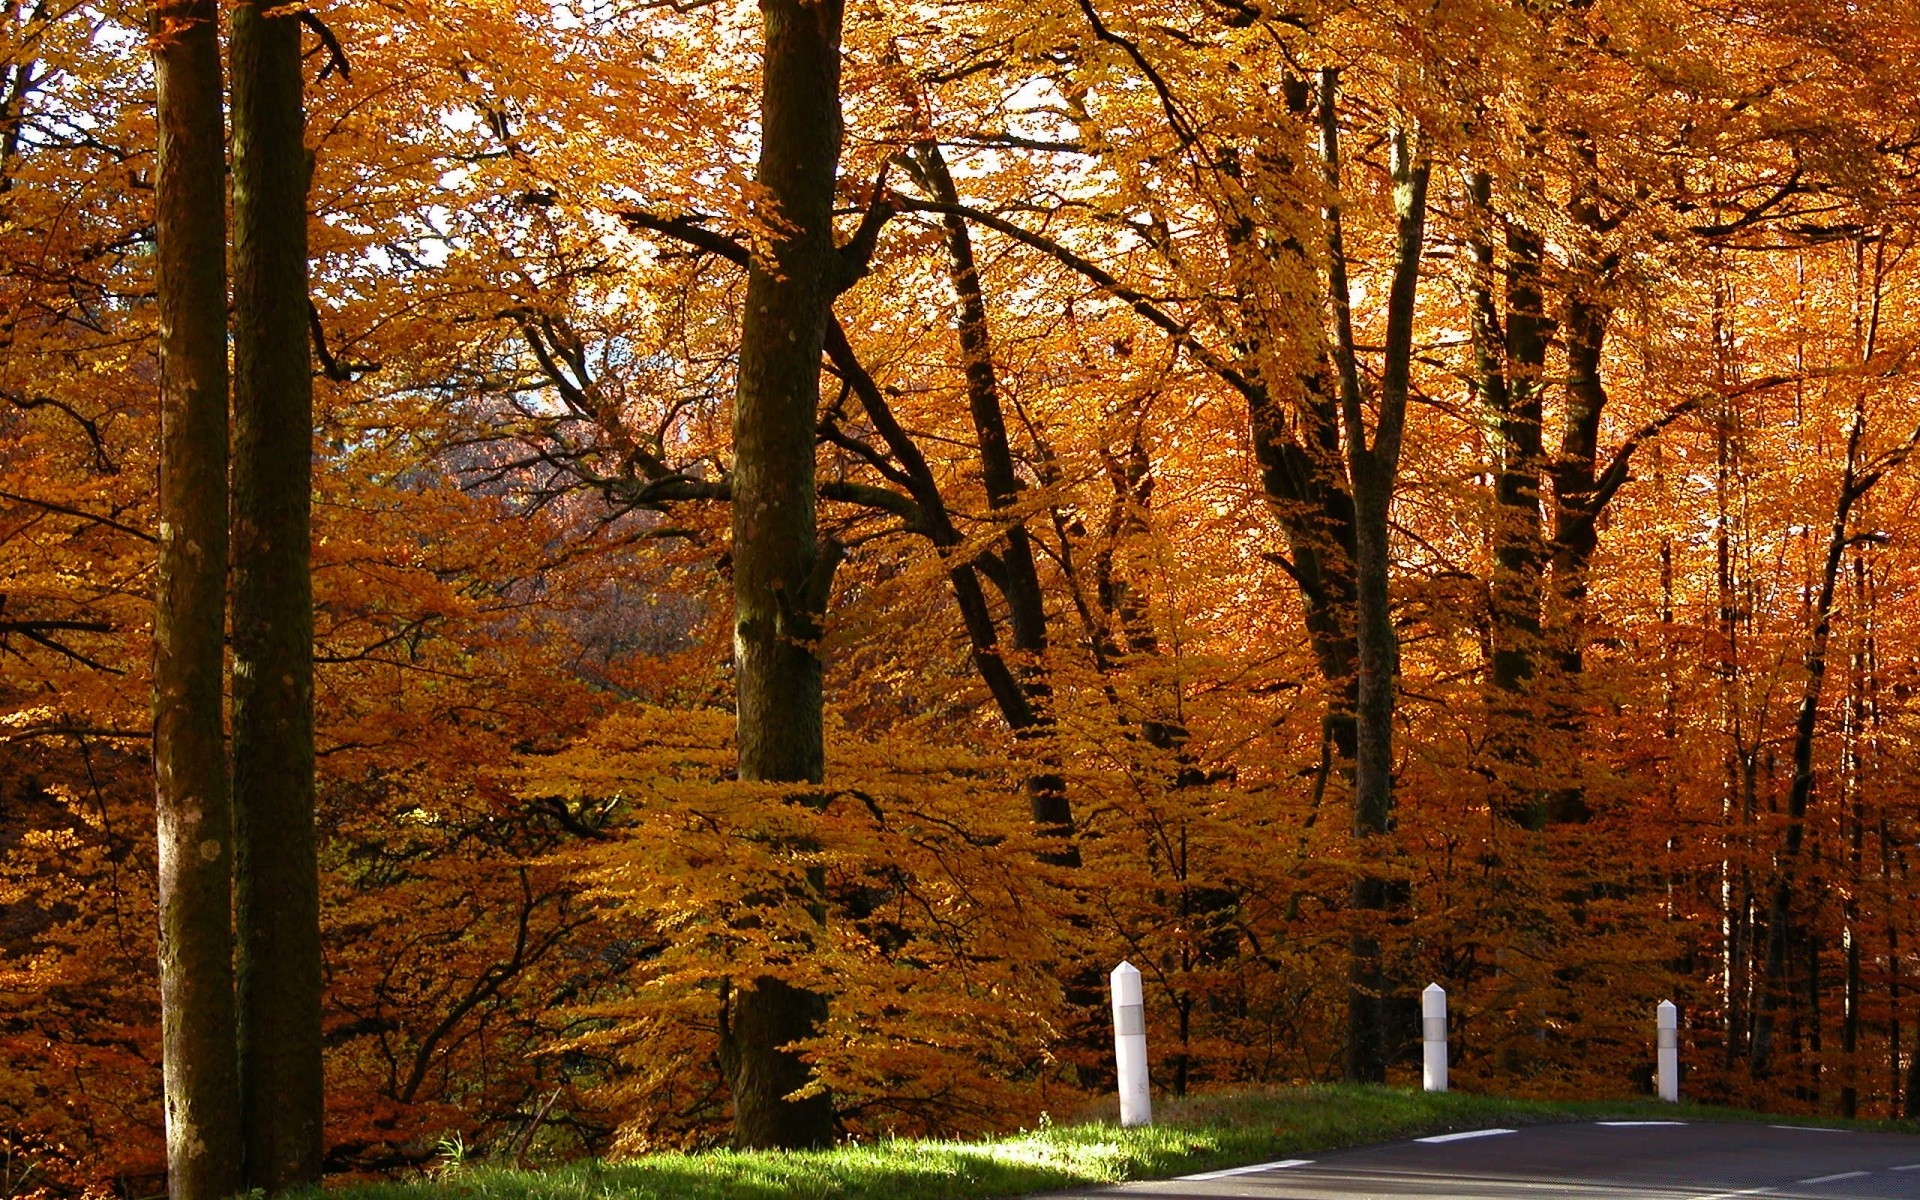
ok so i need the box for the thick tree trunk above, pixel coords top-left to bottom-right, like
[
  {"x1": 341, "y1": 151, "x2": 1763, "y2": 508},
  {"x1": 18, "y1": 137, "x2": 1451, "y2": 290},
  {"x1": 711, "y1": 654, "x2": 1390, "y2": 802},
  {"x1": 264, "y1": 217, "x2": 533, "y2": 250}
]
[
  {"x1": 230, "y1": 2, "x2": 323, "y2": 1188},
  {"x1": 150, "y1": 2, "x2": 241, "y2": 1195},
  {"x1": 1542, "y1": 139, "x2": 1617, "y2": 828},
  {"x1": 1467, "y1": 170, "x2": 1549, "y2": 827},
  {"x1": 722, "y1": 0, "x2": 844, "y2": 1151},
  {"x1": 1545, "y1": 281, "x2": 1609, "y2": 826}
]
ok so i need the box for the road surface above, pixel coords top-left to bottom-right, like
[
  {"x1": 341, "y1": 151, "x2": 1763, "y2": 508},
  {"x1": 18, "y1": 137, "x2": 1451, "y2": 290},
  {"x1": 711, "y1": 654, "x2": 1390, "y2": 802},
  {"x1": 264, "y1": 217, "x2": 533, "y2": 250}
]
[{"x1": 1065, "y1": 1120, "x2": 1920, "y2": 1199}]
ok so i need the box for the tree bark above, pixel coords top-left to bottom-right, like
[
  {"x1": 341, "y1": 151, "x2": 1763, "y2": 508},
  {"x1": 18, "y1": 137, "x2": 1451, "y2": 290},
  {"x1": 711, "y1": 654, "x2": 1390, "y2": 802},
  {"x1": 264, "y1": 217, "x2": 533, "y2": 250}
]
[
  {"x1": 1245, "y1": 377, "x2": 1359, "y2": 763},
  {"x1": 1544, "y1": 279, "x2": 1609, "y2": 825},
  {"x1": 150, "y1": 1, "x2": 241, "y2": 1195},
  {"x1": 1752, "y1": 236, "x2": 1896, "y2": 1079},
  {"x1": 230, "y1": 2, "x2": 323, "y2": 1187},
  {"x1": 904, "y1": 142, "x2": 1074, "y2": 854},
  {"x1": 722, "y1": 0, "x2": 844, "y2": 1150},
  {"x1": 1908, "y1": 1021, "x2": 1920, "y2": 1117},
  {"x1": 1542, "y1": 137, "x2": 1617, "y2": 827},
  {"x1": 1751, "y1": 405, "x2": 1865, "y2": 1077},
  {"x1": 1323, "y1": 76, "x2": 1430, "y2": 1081},
  {"x1": 1467, "y1": 169, "x2": 1549, "y2": 827}
]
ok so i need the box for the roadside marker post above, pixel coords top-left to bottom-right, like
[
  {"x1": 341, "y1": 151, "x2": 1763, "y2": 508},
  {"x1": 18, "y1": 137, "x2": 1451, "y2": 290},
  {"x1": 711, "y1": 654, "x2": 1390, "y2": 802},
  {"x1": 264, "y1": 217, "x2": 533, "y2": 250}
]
[
  {"x1": 1423, "y1": 983, "x2": 1448, "y2": 1093},
  {"x1": 1657, "y1": 999, "x2": 1679, "y2": 1102},
  {"x1": 1111, "y1": 961, "x2": 1152, "y2": 1126}
]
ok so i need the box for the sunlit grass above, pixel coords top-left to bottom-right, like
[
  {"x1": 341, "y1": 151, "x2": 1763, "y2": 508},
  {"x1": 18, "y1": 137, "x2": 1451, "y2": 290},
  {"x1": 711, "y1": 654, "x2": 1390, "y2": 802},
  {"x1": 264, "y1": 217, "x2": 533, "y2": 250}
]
[{"x1": 324, "y1": 1084, "x2": 1909, "y2": 1200}]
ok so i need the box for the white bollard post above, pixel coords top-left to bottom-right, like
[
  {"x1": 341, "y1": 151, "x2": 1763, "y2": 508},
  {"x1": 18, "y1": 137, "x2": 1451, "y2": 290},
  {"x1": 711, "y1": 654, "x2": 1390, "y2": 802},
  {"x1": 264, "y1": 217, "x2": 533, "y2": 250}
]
[
  {"x1": 1422, "y1": 983, "x2": 1448, "y2": 1093},
  {"x1": 1657, "y1": 1000, "x2": 1679, "y2": 1102},
  {"x1": 1111, "y1": 961, "x2": 1152, "y2": 1127}
]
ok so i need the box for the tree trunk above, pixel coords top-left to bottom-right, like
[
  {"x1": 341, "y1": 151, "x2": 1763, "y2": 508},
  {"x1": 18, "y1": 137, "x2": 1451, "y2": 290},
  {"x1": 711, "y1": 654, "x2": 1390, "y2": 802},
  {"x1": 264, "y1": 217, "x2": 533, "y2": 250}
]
[
  {"x1": 906, "y1": 141, "x2": 1074, "y2": 854},
  {"x1": 1752, "y1": 237, "x2": 1890, "y2": 1079},
  {"x1": 1345, "y1": 458, "x2": 1396, "y2": 1083},
  {"x1": 1752, "y1": 404, "x2": 1865, "y2": 1078},
  {"x1": 1841, "y1": 554, "x2": 1868, "y2": 1118},
  {"x1": 230, "y1": 2, "x2": 323, "y2": 1187},
  {"x1": 1545, "y1": 283, "x2": 1609, "y2": 825},
  {"x1": 1542, "y1": 137, "x2": 1617, "y2": 828},
  {"x1": 1236, "y1": 74, "x2": 1361, "y2": 768},
  {"x1": 1908, "y1": 1022, "x2": 1920, "y2": 1118},
  {"x1": 1324, "y1": 82, "x2": 1430, "y2": 1080},
  {"x1": 722, "y1": 0, "x2": 844, "y2": 1151},
  {"x1": 150, "y1": 1, "x2": 241, "y2": 1195},
  {"x1": 1467, "y1": 169, "x2": 1549, "y2": 827}
]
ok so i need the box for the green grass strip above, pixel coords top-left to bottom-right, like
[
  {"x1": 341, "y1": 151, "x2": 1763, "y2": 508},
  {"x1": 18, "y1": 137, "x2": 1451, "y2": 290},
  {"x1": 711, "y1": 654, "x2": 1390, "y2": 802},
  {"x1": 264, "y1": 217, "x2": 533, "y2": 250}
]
[{"x1": 327, "y1": 1084, "x2": 1916, "y2": 1200}]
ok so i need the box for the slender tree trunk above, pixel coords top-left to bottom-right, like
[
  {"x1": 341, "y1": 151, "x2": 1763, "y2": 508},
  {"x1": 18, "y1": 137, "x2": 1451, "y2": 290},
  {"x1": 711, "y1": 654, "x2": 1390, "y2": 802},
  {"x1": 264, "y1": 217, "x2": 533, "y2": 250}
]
[
  {"x1": 721, "y1": 0, "x2": 844, "y2": 1151},
  {"x1": 1841, "y1": 551, "x2": 1868, "y2": 1118},
  {"x1": 1344, "y1": 457, "x2": 1396, "y2": 1083},
  {"x1": 1240, "y1": 75, "x2": 1360, "y2": 768},
  {"x1": 819, "y1": 325, "x2": 1032, "y2": 728},
  {"x1": 906, "y1": 141, "x2": 1075, "y2": 854},
  {"x1": 150, "y1": 2, "x2": 241, "y2": 1195},
  {"x1": 1752, "y1": 406, "x2": 1865, "y2": 1078},
  {"x1": 1753, "y1": 238, "x2": 1889, "y2": 1080},
  {"x1": 1908, "y1": 1016, "x2": 1920, "y2": 1117},
  {"x1": 230, "y1": 2, "x2": 323, "y2": 1187},
  {"x1": 1324, "y1": 81, "x2": 1430, "y2": 1080},
  {"x1": 1710, "y1": 281, "x2": 1754, "y2": 1067}
]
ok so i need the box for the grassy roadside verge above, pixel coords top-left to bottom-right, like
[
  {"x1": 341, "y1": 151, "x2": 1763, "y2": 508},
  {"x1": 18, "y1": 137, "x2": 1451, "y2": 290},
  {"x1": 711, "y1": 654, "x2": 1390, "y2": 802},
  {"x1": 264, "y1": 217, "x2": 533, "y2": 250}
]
[{"x1": 328, "y1": 1085, "x2": 1915, "y2": 1200}]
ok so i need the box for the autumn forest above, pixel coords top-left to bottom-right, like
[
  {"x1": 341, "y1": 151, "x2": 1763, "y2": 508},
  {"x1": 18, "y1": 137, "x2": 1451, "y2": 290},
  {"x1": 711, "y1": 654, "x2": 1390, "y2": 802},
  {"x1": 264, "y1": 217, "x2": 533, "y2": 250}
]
[{"x1": 4, "y1": 0, "x2": 1920, "y2": 1193}]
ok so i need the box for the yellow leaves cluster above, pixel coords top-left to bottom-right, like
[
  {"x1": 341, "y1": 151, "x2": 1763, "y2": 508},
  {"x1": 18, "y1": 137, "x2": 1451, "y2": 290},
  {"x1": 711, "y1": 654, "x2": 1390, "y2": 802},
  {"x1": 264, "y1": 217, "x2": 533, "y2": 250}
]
[{"x1": 524, "y1": 706, "x2": 1074, "y2": 1142}]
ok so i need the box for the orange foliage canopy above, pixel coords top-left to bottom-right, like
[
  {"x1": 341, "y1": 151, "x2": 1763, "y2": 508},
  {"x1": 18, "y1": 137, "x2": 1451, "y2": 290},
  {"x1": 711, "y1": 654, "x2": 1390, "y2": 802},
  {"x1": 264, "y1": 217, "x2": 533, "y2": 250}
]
[{"x1": 6, "y1": 0, "x2": 1920, "y2": 1189}]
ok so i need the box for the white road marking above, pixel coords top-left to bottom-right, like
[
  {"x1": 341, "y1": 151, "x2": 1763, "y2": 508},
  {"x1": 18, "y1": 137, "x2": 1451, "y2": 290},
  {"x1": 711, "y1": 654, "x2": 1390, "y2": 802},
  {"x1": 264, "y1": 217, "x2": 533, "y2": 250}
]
[
  {"x1": 1689, "y1": 1185, "x2": 1780, "y2": 1200},
  {"x1": 1799, "y1": 1172, "x2": 1869, "y2": 1184},
  {"x1": 1768, "y1": 1124, "x2": 1849, "y2": 1133},
  {"x1": 1892, "y1": 1163, "x2": 1920, "y2": 1171},
  {"x1": 1598, "y1": 1120, "x2": 1689, "y2": 1126},
  {"x1": 1176, "y1": 1158, "x2": 1312, "y2": 1180},
  {"x1": 1417, "y1": 1128, "x2": 1518, "y2": 1143}
]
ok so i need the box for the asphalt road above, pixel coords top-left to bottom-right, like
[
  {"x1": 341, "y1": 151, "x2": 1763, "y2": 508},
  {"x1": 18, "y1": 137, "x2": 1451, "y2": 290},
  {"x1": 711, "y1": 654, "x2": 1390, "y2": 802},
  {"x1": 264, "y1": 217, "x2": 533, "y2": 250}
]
[{"x1": 1064, "y1": 1120, "x2": 1920, "y2": 1200}]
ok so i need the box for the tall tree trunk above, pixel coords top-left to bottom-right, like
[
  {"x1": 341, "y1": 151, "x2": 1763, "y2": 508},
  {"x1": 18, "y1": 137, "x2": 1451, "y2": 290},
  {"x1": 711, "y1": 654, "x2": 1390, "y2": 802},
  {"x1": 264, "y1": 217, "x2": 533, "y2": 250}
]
[
  {"x1": 230, "y1": 2, "x2": 323, "y2": 1187},
  {"x1": 1908, "y1": 1013, "x2": 1920, "y2": 1117},
  {"x1": 150, "y1": 1, "x2": 241, "y2": 1195},
  {"x1": 1710, "y1": 277, "x2": 1755, "y2": 1067},
  {"x1": 1536, "y1": 132, "x2": 1624, "y2": 829},
  {"x1": 1752, "y1": 237, "x2": 1893, "y2": 1080},
  {"x1": 1322, "y1": 75, "x2": 1430, "y2": 1081},
  {"x1": 1751, "y1": 403, "x2": 1866, "y2": 1078},
  {"x1": 1466, "y1": 168, "x2": 1549, "y2": 828},
  {"x1": 905, "y1": 141, "x2": 1074, "y2": 855},
  {"x1": 721, "y1": 0, "x2": 844, "y2": 1151},
  {"x1": 1840, "y1": 549, "x2": 1868, "y2": 1118},
  {"x1": 1546, "y1": 284, "x2": 1610, "y2": 824}
]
